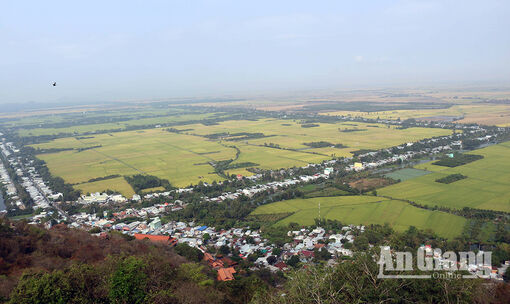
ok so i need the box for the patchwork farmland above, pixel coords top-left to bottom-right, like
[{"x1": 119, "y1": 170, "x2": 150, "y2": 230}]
[
  {"x1": 172, "y1": 118, "x2": 452, "y2": 158},
  {"x1": 379, "y1": 141, "x2": 510, "y2": 212},
  {"x1": 321, "y1": 103, "x2": 510, "y2": 127},
  {"x1": 32, "y1": 129, "x2": 237, "y2": 195},
  {"x1": 29, "y1": 117, "x2": 451, "y2": 195}
]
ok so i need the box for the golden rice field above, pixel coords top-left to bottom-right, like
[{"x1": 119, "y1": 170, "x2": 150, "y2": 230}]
[
  {"x1": 17, "y1": 112, "x2": 220, "y2": 137},
  {"x1": 74, "y1": 177, "x2": 136, "y2": 197},
  {"x1": 321, "y1": 104, "x2": 510, "y2": 127},
  {"x1": 31, "y1": 118, "x2": 451, "y2": 196},
  {"x1": 173, "y1": 118, "x2": 451, "y2": 158},
  {"x1": 33, "y1": 129, "x2": 236, "y2": 195}
]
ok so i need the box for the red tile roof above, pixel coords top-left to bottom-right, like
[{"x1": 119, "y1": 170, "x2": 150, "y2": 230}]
[
  {"x1": 301, "y1": 250, "x2": 315, "y2": 258},
  {"x1": 204, "y1": 252, "x2": 215, "y2": 262},
  {"x1": 217, "y1": 267, "x2": 236, "y2": 281},
  {"x1": 134, "y1": 233, "x2": 177, "y2": 246},
  {"x1": 220, "y1": 257, "x2": 238, "y2": 267},
  {"x1": 274, "y1": 261, "x2": 288, "y2": 270}
]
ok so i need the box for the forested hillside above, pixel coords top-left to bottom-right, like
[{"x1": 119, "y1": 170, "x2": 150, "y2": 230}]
[
  {"x1": 1, "y1": 218, "x2": 510, "y2": 303},
  {"x1": 0, "y1": 219, "x2": 247, "y2": 303}
]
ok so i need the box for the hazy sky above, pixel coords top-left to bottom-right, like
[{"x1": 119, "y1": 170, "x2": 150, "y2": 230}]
[{"x1": 1, "y1": 0, "x2": 509, "y2": 104}]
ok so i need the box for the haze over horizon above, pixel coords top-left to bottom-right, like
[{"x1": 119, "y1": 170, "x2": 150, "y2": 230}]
[{"x1": 1, "y1": 0, "x2": 510, "y2": 105}]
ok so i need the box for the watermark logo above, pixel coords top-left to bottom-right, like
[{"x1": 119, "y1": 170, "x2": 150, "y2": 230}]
[{"x1": 377, "y1": 246, "x2": 492, "y2": 279}]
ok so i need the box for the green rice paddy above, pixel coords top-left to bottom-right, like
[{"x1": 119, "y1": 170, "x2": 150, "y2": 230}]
[
  {"x1": 379, "y1": 142, "x2": 510, "y2": 212},
  {"x1": 251, "y1": 195, "x2": 466, "y2": 238}
]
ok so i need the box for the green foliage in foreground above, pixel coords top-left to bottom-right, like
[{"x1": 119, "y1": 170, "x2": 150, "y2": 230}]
[
  {"x1": 109, "y1": 256, "x2": 147, "y2": 304},
  {"x1": 6, "y1": 255, "x2": 224, "y2": 304},
  {"x1": 174, "y1": 243, "x2": 204, "y2": 262},
  {"x1": 252, "y1": 251, "x2": 505, "y2": 304}
]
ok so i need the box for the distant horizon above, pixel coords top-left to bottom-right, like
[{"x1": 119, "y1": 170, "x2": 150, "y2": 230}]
[
  {"x1": 1, "y1": 1, "x2": 510, "y2": 105},
  {"x1": 2, "y1": 82, "x2": 510, "y2": 114}
]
